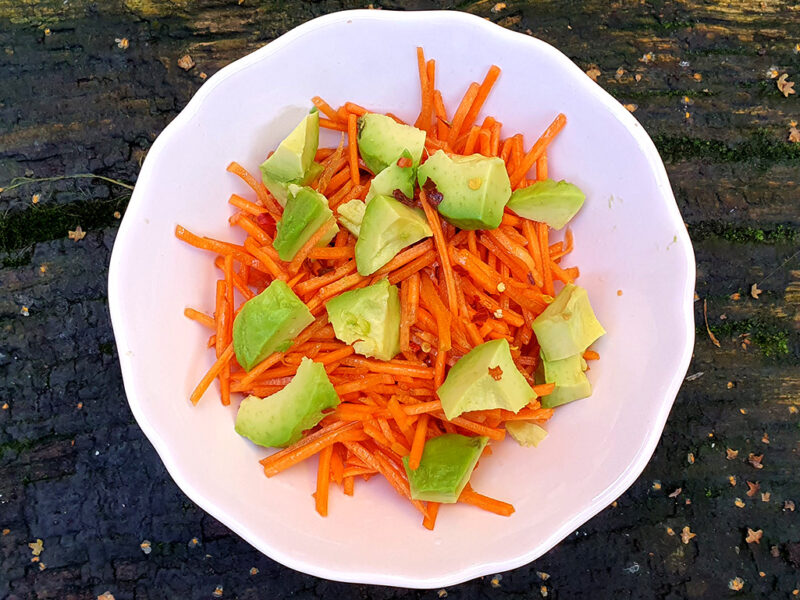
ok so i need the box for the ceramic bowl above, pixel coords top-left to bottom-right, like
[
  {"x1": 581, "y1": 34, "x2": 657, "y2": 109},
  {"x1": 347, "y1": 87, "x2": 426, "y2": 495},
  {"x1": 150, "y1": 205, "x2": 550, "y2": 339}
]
[{"x1": 109, "y1": 9, "x2": 695, "y2": 588}]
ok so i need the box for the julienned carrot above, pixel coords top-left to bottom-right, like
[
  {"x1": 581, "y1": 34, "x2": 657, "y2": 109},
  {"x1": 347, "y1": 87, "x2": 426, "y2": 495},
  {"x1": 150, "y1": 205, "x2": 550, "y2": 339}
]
[
  {"x1": 459, "y1": 65, "x2": 502, "y2": 140},
  {"x1": 583, "y1": 350, "x2": 600, "y2": 361},
  {"x1": 320, "y1": 117, "x2": 347, "y2": 132},
  {"x1": 538, "y1": 222, "x2": 555, "y2": 296},
  {"x1": 243, "y1": 237, "x2": 287, "y2": 282},
  {"x1": 226, "y1": 161, "x2": 282, "y2": 217},
  {"x1": 509, "y1": 113, "x2": 566, "y2": 187},
  {"x1": 347, "y1": 113, "x2": 360, "y2": 186},
  {"x1": 532, "y1": 382, "x2": 556, "y2": 396},
  {"x1": 408, "y1": 413, "x2": 429, "y2": 470},
  {"x1": 296, "y1": 260, "x2": 357, "y2": 296},
  {"x1": 315, "y1": 445, "x2": 334, "y2": 516},
  {"x1": 537, "y1": 153, "x2": 548, "y2": 181},
  {"x1": 184, "y1": 307, "x2": 215, "y2": 329},
  {"x1": 414, "y1": 47, "x2": 432, "y2": 131},
  {"x1": 422, "y1": 501, "x2": 440, "y2": 530},
  {"x1": 190, "y1": 343, "x2": 234, "y2": 405},
  {"x1": 311, "y1": 96, "x2": 341, "y2": 122},
  {"x1": 459, "y1": 486, "x2": 515, "y2": 516},
  {"x1": 433, "y1": 90, "x2": 450, "y2": 141},
  {"x1": 447, "y1": 82, "x2": 480, "y2": 147},
  {"x1": 308, "y1": 246, "x2": 354, "y2": 260},
  {"x1": 229, "y1": 193, "x2": 268, "y2": 216},
  {"x1": 420, "y1": 189, "x2": 458, "y2": 315}
]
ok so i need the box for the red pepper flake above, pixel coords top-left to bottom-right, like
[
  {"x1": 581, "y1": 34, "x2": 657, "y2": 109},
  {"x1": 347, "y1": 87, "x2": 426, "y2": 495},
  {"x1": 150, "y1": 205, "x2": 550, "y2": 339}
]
[
  {"x1": 488, "y1": 366, "x2": 503, "y2": 381},
  {"x1": 397, "y1": 156, "x2": 412, "y2": 168}
]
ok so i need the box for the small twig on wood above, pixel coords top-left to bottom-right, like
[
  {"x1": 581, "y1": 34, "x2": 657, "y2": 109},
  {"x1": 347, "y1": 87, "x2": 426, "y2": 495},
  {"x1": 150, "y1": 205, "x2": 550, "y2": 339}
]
[{"x1": 0, "y1": 174, "x2": 134, "y2": 194}]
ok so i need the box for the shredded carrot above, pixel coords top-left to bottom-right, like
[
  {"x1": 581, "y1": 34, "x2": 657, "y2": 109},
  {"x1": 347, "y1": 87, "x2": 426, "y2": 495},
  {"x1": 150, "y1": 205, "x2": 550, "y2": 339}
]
[
  {"x1": 184, "y1": 307, "x2": 215, "y2": 329},
  {"x1": 315, "y1": 445, "x2": 333, "y2": 516},
  {"x1": 423, "y1": 501, "x2": 440, "y2": 530},
  {"x1": 408, "y1": 414, "x2": 429, "y2": 470},
  {"x1": 447, "y1": 82, "x2": 480, "y2": 148},
  {"x1": 510, "y1": 114, "x2": 566, "y2": 187},
  {"x1": 189, "y1": 344, "x2": 233, "y2": 405},
  {"x1": 311, "y1": 96, "x2": 341, "y2": 121},
  {"x1": 347, "y1": 113, "x2": 360, "y2": 185},
  {"x1": 420, "y1": 189, "x2": 457, "y2": 315},
  {"x1": 288, "y1": 217, "x2": 337, "y2": 275},
  {"x1": 458, "y1": 65, "x2": 502, "y2": 140},
  {"x1": 459, "y1": 486, "x2": 515, "y2": 516},
  {"x1": 226, "y1": 161, "x2": 282, "y2": 217}
]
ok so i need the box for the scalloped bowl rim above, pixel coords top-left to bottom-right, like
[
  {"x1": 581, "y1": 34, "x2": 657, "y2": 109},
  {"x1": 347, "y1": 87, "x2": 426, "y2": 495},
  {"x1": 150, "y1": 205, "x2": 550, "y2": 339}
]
[{"x1": 109, "y1": 9, "x2": 695, "y2": 588}]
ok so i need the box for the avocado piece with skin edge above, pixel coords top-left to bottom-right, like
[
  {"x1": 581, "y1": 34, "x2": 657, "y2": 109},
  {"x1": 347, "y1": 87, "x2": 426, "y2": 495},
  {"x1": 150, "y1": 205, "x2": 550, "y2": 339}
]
[
  {"x1": 357, "y1": 113, "x2": 426, "y2": 175},
  {"x1": 532, "y1": 283, "x2": 605, "y2": 362},
  {"x1": 506, "y1": 179, "x2": 586, "y2": 230},
  {"x1": 325, "y1": 278, "x2": 401, "y2": 361},
  {"x1": 417, "y1": 150, "x2": 511, "y2": 230},
  {"x1": 536, "y1": 352, "x2": 592, "y2": 408},
  {"x1": 259, "y1": 110, "x2": 321, "y2": 206},
  {"x1": 364, "y1": 150, "x2": 416, "y2": 203},
  {"x1": 437, "y1": 338, "x2": 536, "y2": 420},
  {"x1": 272, "y1": 185, "x2": 338, "y2": 262},
  {"x1": 402, "y1": 434, "x2": 488, "y2": 503},
  {"x1": 354, "y1": 194, "x2": 432, "y2": 276},
  {"x1": 232, "y1": 280, "x2": 314, "y2": 371},
  {"x1": 234, "y1": 357, "x2": 340, "y2": 448}
]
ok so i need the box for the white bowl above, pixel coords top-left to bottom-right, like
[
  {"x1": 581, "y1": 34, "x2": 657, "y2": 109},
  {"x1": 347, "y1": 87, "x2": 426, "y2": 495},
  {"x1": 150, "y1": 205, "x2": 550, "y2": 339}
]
[{"x1": 109, "y1": 9, "x2": 695, "y2": 588}]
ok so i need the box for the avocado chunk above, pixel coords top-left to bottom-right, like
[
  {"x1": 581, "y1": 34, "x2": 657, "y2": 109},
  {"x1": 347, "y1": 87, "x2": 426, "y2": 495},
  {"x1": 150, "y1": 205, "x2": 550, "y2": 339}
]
[
  {"x1": 402, "y1": 434, "x2": 488, "y2": 503},
  {"x1": 536, "y1": 353, "x2": 592, "y2": 408},
  {"x1": 532, "y1": 284, "x2": 605, "y2": 362},
  {"x1": 234, "y1": 357, "x2": 340, "y2": 448},
  {"x1": 437, "y1": 338, "x2": 536, "y2": 420},
  {"x1": 364, "y1": 151, "x2": 416, "y2": 203},
  {"x1": 264, "y1": 162, "x2": 324, "y2": 207},
  {"x1": 357, "y1": 113, "x2": 426, "y2": 175},
  {"x1": 506, "y1": 421, "x2": 548, "y2": 447},
  {"x1": 232, "y1": 280, "x2": 314, "y2": 371},
  {"x1": 506, "y1": 179, "x2": 585, "y2": 230},
  {"x1": 354, "y1": 194, "x2": 432, "y2": 275},
  {"x1": 260, "y1": 110, "x2": 320, "y2": 205},
  {"x1": 325, "y1": 278, "x2": 401, "y2": 360},
  {"x1": 336, "y1": 199, "x2": 366, "y2": 237},
  {"x1": 273, "y1": 184, "x2": 338, "y2": 262},
  {"x1": 417, "y1": 150, "x2": 511, "y2": 230}
]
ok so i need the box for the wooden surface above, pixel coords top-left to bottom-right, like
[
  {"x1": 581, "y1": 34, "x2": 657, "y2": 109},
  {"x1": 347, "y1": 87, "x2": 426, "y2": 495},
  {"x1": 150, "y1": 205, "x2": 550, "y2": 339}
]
[{"x1": 1, "y1": 1, "x2": 799, "y2": 598}]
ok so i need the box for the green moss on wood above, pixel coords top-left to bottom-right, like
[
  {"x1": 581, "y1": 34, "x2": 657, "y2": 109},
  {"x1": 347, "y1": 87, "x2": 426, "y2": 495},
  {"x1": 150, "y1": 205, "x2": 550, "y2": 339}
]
[
  {"x1": 688, "y1": 222, "x2": 797, "y2": 245},
  {"x1": 654, "y1": 131, "x2": 800, "y2": 163},
  {"x1": 699, "y1": 317, "x2": 792, "y2": 358},
  {"x1": 0, "y1": 196, "x2": 129, "y2": 254}
]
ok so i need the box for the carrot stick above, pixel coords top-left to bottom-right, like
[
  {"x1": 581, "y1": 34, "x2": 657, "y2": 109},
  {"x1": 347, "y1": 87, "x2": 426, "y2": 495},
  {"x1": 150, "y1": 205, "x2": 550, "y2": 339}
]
[
  {"x1": 433, "y1": 90, "x2": 450, "y2": 141},
  {"x1": 320, "y1": 118, "x2": 347, "y2": 132},
  {"x1": 408, "y1": 414, "x2": 429, "y2": 470},
  {"x1": 343, "y1": 475, "x2": 355, "y2": 496},
  {"x1": 315, "y1": 445, "x2": 333, "y2": 516},
  {"x1": 434, "y1": 413, "x2": 505, "y2": 440},
  {"x1": 532, "y1": 382, "x2": 556, "y2": 396},
  {"x1": 288, "y1": 217, "x2": 337, "y2": 275},
  {"x1": 296, "y1": 260, "x2": 357, "y2": 296},
  {"x1": 344, "y1": 102, "x2": 368, "y2": 116},
  {"x1": 422, "y1": 501, "x2": 440, "y2": 530},
  {"x1": 387, "y1": 251, "x2": 437, "y2": 285},
  {"x1": 537, "y1": 152, "x2": 548, "y2": 181},
  {"x1": 550, "y1": 260, "x2": 575, "y2": 284},
  {"x1": 459, "y1": 65, "x2": 502, "y2": 140},
  {"x1": 403, "y1": 400, "x2": 442, "y2": 416},
  {"x1": 261, "y1": 421, "x2": 364, "y2": 477},
  {"x1": 419, "y1": 189, "x2": 457, "y2": 315},
  {"x1": 414, "y1": 47, "x2": 432, "y2": 130},
  {"x1": 509, "y1": 114, "x2": 566, "y2": 187},
  {"x1": 334, "y1": 374, "x2": 394, "y2": 396},
  {"x1": 583, "y1": 350, "x2": 600, "y2": 361},
  {"x1": 243, "y1": 237, "x2": 287, "y2": 282},
  {"x1": 447, "y1": 82, "x2": 480, "y2": 147},
  {"x1": 308, "y1": 246, "x2": 353, "y2": 260},
  {"x1": 538, "y1": 222, "x2": 554, "y2": 296},
  {"x1": 463, "y1": 125, "x2": 481, "y2": 155},
  {"x1": 226, "y1": 161, "x2": 282, "y2": 216},
  {"x1": 348, "y1": 113, "x2": 360, "y2": 186},
  {"x1": 190, "y1": 343, "x2": 234, "y2": 405},
  {"x1": 521, "y1": 220, "x2": 545, "y2": 288},
  {"x1": 229, "y1": 193, "x2": 268, "y2": 216},
  {"x1": 400, "y1": 278, "x2": 412, "y2": 353},
  {"x1": 459, "y1": 487, "x2": 515, "y2": 516},
  {"x1": 311, "y1": 96, "x2": 341, "y2": 122},
  {"x1": 184, "y1": 307, "x2": 215, "y2": 329},
  {"x1": 238, "y1": 351, "x2": 285, "y2": 388}
]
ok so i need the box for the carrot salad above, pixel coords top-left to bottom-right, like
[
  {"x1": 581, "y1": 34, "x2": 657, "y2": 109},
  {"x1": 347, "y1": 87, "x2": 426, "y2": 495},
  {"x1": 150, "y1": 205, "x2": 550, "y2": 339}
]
[{"x1": 176, "y1": 47, "x2": 601, "y2": 530}]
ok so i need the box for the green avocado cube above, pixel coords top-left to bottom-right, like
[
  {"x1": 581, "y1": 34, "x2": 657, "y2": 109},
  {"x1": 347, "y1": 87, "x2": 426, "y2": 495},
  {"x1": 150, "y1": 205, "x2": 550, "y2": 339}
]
[
  {"x1": 364, "y1": 150, "x2": 416, "y2": 203},
  {"x1": 264, "y1": 161, "x2": 324, "y2": 207},
  {"x1": 437, "y1": 338, "x2": 536, "y2": 420},
  {"x1": 336, "y1": 199, "x2": 366, "y2": 237},
  {"x1": 417, "y1": 150, "x2": 511, "y2": 230},
  {"x1": 354, "y1": 194, "x2": 432, "y2": 276},
  {"x1": 273, "y1": 185, "x2": 338, "y2": 262},
  {"x1": 357, "y1": 113, "x2": 426, "y2": 175},
  {"x1": 234, "y1": 357, "x2": 340, "y2": 447},
  {"x1": 536, "y1": 353, "x2": 592, "y2": 408},
  {"x1": 506, "y1": 179, "x2": 585, "y2": 230},
  {"x1": 532, "y1": 284, "x2": 605, "y2": 362},
  {"x1": 232, "y1": 280, "x2": 314, "y2": 371},
  {"x1": 402, "y1": 433, "x2": 488, "y2": 503},
  {"x1": 505, "y1": 421, "x2": 548, "y2": 447},
  {"x1": 325, "y1": 278, "x2": 400, "y2": 360},
  {"x1": 260, "y1": 110, "x2": 320, "y2": 206}
]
